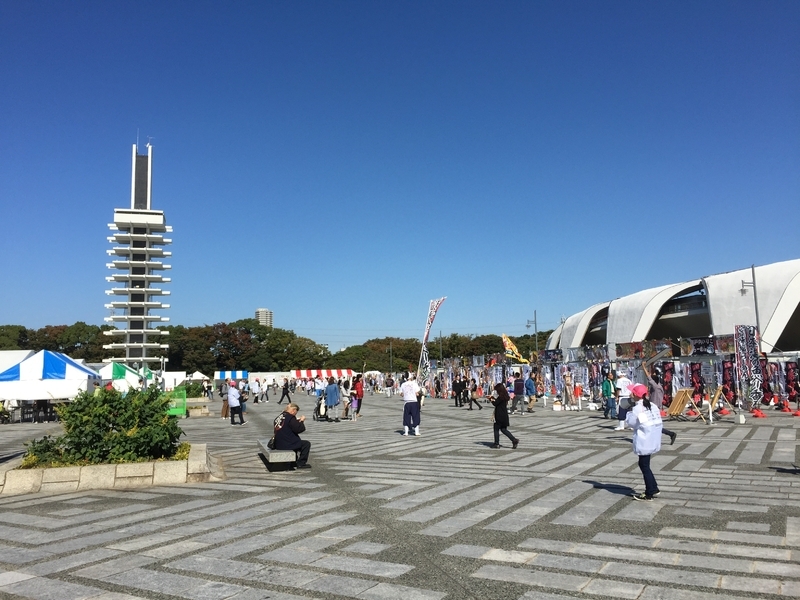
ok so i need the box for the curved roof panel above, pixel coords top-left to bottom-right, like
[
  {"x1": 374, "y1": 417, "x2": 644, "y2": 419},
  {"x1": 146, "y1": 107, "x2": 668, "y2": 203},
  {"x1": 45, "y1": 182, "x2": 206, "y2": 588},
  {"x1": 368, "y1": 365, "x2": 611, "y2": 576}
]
[
  {"x1": 703, "y1": 259, "x2": 800, "y2": 343},
  {"x1": 606, "y1": 282, "x2": 694, "y2": 345},
  {"x1": 560, "y1": 302, "x2": 609, "y2": 348},
  {"x1": 546, "y1": 322, "x2": 563, "y2": 350}
]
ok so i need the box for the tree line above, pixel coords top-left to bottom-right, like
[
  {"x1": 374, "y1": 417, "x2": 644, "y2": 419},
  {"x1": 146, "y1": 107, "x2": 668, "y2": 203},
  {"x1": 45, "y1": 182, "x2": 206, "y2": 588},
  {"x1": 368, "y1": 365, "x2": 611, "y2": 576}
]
[{"x1": 0, "y1": 322, "x2": 552, "y2": 375}]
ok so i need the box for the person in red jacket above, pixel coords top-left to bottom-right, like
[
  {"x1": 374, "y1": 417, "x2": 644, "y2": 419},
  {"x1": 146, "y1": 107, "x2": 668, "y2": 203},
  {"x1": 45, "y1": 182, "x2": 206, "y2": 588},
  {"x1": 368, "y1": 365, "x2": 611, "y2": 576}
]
[{"x1": 353, "y1": 373, "x2": 365, "y2": 417}]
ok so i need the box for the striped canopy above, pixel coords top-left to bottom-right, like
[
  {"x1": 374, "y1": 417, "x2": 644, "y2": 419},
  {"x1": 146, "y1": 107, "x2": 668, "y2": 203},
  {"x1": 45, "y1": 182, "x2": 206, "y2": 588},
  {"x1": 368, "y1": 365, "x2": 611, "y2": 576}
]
[
  {"x1": 0, "y1": 350, "x2": 99, "y2": 381},
  {"x1": 0, "y1": 350, "x2": 99, "y2": 401},
  {"x1": 293, "y1": 369, "x2": 354, "y2": 379},
  {"x1": 214, "y1": 371, "x2": 249, "y2": 380}
]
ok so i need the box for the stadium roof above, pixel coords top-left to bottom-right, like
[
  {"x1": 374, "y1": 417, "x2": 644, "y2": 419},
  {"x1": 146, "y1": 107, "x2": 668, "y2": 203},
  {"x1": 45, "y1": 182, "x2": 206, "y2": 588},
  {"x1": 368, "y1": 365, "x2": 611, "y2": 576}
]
[{"x1": 547, "y1": 259, "x2": 800, "y2": 353}]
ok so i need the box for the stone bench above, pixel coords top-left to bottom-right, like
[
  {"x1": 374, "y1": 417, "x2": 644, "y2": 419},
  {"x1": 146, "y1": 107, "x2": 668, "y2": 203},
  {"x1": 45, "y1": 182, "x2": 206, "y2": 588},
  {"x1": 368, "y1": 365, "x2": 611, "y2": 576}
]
[{"x1": 257, "y1": 440, "x2": 297, "y2": 471}]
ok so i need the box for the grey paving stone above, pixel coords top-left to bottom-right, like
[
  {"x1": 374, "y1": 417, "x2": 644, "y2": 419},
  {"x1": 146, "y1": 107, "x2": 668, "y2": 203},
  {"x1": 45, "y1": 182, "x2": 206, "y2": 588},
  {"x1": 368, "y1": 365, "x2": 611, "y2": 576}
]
[
  {"x1": 471, "y1": 563, "x2": 590, "y2": 592},
  {"x1": 166, "y1": 555, "x2": 264, "y2": 579},
  {"x1": 71, "y1": 555, "x2": 160, "y2": 579},
  {"x1": 341, "y1": 542, "x2": 392, "y2": 555},
  {"x1": 726, "y1": 521, "x2": 770, "y2": 532},
  {"x1": 639, "y1": 585, "x2": 758, "y2": 600},
  {"x1": 0, "y1": 571, "x2": 36, "y2": 586},
  {"x1": 258, "y1": 548, "x2": 327, "y2": 565},
  {"x1": 301, "y1": 573, "x2": 377, "y2": 596},
  {"x1": 181, "y1": 580, "x2": 248, "y2": 600},
  {"x1": 580, "y1": 578, "x2": 644, "y2": 599},
  {"x1": 20, "y1": 548, "x2": 123, "y2": 576},
  {"x1": 310, "y1": 555, "x2": 413, "y2": 578},
  {"x1": 355, "y1": 582, "x2": 446, "y2": 600},
  {"x1": 599, "y1": 562, "x2": 722, "y2": 588},
  {"x1": 1, "y1": 576, "x2": 109, "y2": 600},
  {"x1": 101, "y1": 567, "x2": 203, "y2": 595},
  {"x1": 246, "y1": 564, "x2": 323, "y2": 587}
]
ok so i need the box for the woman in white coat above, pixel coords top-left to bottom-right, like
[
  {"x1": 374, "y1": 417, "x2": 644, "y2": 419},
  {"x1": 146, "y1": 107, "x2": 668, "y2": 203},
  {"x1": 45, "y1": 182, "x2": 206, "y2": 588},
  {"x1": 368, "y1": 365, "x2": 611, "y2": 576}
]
[{"x1": 625, "y1": 383, "x2": 662, "y2": 501}]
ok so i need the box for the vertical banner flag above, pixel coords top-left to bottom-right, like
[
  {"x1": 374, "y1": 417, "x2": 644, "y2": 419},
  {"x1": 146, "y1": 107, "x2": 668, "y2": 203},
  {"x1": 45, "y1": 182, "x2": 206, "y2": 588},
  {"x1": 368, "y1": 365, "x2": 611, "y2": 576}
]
[
  {"x1": 417, "y1": 297, "x2": 446, "y2": 388},
  {"x1": 734, "y1": 324, "x2": 762, "y2": 407},
  {"x1": 502, "y1": 334, "x2": 529, "y2": 364}
]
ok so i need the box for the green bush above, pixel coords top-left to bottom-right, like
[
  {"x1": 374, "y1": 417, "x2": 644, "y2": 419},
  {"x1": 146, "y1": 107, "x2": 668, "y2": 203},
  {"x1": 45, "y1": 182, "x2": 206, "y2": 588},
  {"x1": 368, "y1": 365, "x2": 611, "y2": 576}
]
[
  {"x1": 21, "y1": 386, "x2": 184, "y2": 468},
  {"x1": 183, "y1": 381, "x2": 204, "y2": 398}
]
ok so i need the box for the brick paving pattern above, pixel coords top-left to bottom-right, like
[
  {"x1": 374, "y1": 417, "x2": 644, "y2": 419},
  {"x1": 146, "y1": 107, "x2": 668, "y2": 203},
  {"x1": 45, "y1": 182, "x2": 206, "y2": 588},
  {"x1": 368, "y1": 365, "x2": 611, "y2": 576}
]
[{"x1": 1, "y1": 394, "x2": 799, "y2": 599}]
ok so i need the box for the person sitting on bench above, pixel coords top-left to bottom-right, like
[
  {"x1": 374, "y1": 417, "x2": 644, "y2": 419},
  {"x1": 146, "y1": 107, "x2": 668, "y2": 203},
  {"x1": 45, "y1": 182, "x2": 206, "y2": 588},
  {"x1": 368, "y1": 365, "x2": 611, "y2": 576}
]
[{"x1": 273, "y1": 402, "x2": 312, "y2": 469}]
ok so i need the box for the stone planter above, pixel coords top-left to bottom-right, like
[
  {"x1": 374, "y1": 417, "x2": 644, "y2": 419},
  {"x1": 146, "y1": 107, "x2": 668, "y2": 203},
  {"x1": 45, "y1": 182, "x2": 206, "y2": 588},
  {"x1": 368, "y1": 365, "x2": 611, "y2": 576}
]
[{"x1": 0, "y1": 443, "x2": 222, "y2": 496}]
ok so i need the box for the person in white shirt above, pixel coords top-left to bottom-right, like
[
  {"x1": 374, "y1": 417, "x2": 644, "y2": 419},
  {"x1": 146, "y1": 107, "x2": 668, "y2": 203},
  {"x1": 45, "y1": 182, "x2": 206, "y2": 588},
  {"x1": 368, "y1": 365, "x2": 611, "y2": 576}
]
[
  {"x1": 400, "y1": 373, "x2": 422, "y2": 436},
  {"x1": 228, "y1": 381, "x2": 246, "y2": 426},
  {"x1": 626, "y1": 383, "x2": 662, "y2": 501},
  {"x1": 614, "y1": 369, "x2": 633, "y2": 431},
  {"x1": 251, "y1": 378, "x2": 261, "y2": 403}
]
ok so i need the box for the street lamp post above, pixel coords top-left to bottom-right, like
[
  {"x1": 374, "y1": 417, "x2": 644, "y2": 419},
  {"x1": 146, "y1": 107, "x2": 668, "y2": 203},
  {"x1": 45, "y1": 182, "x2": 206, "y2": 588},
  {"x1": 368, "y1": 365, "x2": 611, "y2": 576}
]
[
  {"x1": 741, "y1": 264, "x2": 762, "y2": 353},
  {"x1": 526, "y1": 310, "x2": 538, "y2": 355}
]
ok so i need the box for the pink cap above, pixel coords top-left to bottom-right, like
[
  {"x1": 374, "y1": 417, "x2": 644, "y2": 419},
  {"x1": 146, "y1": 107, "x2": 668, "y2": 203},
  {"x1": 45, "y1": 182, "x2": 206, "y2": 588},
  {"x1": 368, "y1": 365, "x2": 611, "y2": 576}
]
[{"x1": 629, "y1": 383, "x2": 648, "y2": 398}]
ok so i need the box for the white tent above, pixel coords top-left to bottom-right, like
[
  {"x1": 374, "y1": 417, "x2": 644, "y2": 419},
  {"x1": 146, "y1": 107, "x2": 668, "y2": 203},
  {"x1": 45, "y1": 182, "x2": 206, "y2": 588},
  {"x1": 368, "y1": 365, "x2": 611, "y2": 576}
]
[
  {"x1": 0, "y1": 350, "x2": 100, "y2": 401},
  {"x1": 0, "y1": 350, "x2": 34, "y2": 373},
  {"x1": 188, "y1": 371, "x2": 211, "y2": 381},
  {"x1": 98, "y1": 362, "x2": 142, "y2": 392}
]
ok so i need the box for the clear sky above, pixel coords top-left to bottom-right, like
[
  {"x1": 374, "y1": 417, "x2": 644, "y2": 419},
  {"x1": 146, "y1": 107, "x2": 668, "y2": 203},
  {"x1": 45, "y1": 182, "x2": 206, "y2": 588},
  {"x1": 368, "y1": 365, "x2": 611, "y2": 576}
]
[{"x1": 1, "y1": 1, "x2": 798, "y2": 352}]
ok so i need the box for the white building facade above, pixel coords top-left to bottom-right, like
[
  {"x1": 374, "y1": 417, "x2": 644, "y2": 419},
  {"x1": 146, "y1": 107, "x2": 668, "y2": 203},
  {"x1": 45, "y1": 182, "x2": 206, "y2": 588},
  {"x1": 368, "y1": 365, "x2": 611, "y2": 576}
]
[{"x1": 255, "y1": 308, "x2": 273, "y2": 327}]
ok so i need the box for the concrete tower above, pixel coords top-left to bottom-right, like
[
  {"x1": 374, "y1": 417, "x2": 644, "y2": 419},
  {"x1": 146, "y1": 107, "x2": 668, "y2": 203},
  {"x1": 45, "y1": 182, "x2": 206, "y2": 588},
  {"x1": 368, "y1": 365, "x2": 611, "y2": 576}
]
[{"x1": 103, "y1": 144, "x2": 172, "y2": 366}]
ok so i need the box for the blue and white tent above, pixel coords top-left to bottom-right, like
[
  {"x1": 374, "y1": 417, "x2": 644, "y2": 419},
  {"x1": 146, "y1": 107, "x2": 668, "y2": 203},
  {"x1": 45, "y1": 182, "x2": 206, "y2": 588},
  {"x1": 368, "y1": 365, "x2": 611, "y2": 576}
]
[
  {"x1": 0, "y1": 350, "x2": 100, "y2": 401},
  {"x1": 214, "y1": 371, "x2": 248, "y2": 381}
]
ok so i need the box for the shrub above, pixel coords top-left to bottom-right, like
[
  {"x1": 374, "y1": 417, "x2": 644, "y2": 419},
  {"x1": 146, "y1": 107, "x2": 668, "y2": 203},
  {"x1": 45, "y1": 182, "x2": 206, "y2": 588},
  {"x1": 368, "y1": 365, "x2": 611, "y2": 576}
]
[
  {"x1": 183, "y1": 381, "x2": 204, "y2": 398},
  {"x1": 22, "y1": 386, "x2": 184, "y2": 468}
]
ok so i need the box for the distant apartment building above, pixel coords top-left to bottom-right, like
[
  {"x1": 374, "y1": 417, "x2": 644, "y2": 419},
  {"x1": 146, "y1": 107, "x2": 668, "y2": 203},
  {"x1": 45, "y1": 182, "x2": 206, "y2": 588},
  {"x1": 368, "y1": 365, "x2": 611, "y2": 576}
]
[
  {"x1": 103, "y1": 144, "x2": 171, "y2": 366},
  {"x1": 255, "y1": 308, "x2": 273, "y2": 327}
]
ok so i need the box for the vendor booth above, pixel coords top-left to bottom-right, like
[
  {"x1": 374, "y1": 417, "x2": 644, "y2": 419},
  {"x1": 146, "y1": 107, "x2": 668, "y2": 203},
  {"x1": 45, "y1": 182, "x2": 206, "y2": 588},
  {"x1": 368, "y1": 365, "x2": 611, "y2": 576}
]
[
  {"x1": 98, "y1": 362, "x2": 143, "y2": 392},
  {"x1": 0, "y1": 350, "x2": 100, "y2": 422},
  {"x1": 292, "y1": 369, "x2": 354, "y2": 379}
]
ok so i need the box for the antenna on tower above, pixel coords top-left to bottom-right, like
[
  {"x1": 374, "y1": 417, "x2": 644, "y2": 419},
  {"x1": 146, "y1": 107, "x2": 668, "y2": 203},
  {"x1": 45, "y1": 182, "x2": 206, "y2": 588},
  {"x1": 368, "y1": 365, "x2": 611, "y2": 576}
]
[
  {"x1": 147, "y1": 136, "x2": 154, "y2": 147},
  {"x1": 136, "y1": 128, "x2": 140, "y2": 152}
]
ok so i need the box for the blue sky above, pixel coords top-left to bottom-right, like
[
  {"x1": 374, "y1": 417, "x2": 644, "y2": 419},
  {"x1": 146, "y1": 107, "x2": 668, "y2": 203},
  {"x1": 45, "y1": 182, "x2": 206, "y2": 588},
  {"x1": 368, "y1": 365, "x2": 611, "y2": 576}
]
[{"x1": 1, "y1": 1, "x2": 798, "y2": 351}]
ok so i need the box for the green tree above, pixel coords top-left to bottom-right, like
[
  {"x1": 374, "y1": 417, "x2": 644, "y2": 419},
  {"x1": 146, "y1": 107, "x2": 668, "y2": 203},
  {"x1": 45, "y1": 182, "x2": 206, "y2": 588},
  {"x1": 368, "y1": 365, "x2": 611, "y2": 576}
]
[
  {"x1": 26, "y1": 325, "x2": 68, "y2": 352},
  {"x1": 59, "y1": 322, "x2": 102, "y2": 360},
  {"x1": 0, "y1": 325, "x2": 27, "y2": 350}
]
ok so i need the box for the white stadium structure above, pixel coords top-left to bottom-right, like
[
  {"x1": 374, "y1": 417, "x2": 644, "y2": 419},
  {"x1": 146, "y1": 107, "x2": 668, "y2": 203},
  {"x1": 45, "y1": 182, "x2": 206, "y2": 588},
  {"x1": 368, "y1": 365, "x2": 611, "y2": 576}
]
[{"x1": 546, "y1": 259, "x2": 800, "y2": 354}]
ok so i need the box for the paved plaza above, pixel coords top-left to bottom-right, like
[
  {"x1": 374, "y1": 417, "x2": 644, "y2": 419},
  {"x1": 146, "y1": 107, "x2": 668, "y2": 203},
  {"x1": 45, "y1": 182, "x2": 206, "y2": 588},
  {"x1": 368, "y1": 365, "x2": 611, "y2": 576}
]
[{"x1": 1, "y1": 393, "x2": 799, "y2": 600}]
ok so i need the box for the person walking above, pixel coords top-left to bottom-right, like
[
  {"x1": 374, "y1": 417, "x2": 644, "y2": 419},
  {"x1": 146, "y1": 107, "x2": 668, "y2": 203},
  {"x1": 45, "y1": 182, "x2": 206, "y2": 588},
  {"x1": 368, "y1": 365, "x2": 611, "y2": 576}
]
[
  {"x1": 202, "y1": 379, "x2": 213, "y2": 401},
  {"x1": 602, "y1": 371, "x2": 617, "y2": 419},
  {"x1": 626, "y1": 383, "x2": 662, "y2": 500},
  {"x1": 400, "y1": 373, "x2": 422, "y2": 436},
  {"x1": 614, "y1": 369, "x2": 633, "y2": 431},
  {"x1": 525, "y1": 373, "x2": 536, "y2": 412},
  {"x1": 489, "y1": 382, "x2": 519, "y2": 449},
  {"x1": 220, "y1": 378, "x2": 230, "y2": 420},
  {"x1": 324, "y1": 376, "x2": 341, "y2": 422},
  {"x1": 251, "y1": 378, "x2": 261, "y2": 404},
  {"x1": 452, "y1": 374, "x2": 464, "y2": 407},
  {"x1": 228, "y1": 381, "x2": 246, "y2": 426},
  {"x1": 510, "y1": 372, "x2": 525, "y2": 415},
  {"x1": 277, "y1": 378, "x2": 291, "y2": 404},
  {"x1": 240, "y1": 381, "x2": 248, "y2": 418},
  {"x1": 466, "y1": 378, "x2": 483, "y2": 410},
  {"x1": 353, "y1": 373, "x2": 364, "y2": 417}
]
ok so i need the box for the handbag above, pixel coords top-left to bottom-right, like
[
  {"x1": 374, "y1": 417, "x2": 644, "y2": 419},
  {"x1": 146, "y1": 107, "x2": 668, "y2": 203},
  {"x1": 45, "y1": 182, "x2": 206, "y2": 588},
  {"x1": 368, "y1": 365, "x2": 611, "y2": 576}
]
[{"x1": 267, "y1": 436, "x2": 275, "y2": 450}]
